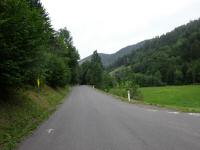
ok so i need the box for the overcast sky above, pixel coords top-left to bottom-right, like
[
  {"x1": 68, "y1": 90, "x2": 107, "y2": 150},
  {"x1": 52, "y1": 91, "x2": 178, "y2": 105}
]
[{"x1": 41, "y1": 0, "x2": 200, "y2": 59}]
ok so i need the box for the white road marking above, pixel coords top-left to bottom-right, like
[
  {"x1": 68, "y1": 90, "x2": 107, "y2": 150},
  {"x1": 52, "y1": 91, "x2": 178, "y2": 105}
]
[
  {"x1": 188, "y1": 113, "x2": 200, "y2": 116},
  {"x1": 47, "y1": 128, "x2": 54, "y2": 134},
  {"x1": 146, "y1": 109, "x2": 158, "y2": 112},
  {"x1": 168, "y1": 111, "x2": 179, "y2": 114}
]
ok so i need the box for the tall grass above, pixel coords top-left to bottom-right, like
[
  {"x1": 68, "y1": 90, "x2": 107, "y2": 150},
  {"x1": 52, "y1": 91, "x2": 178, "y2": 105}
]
[{"x1": 108, "y1": 87, "x2": 142, "y2": 100}]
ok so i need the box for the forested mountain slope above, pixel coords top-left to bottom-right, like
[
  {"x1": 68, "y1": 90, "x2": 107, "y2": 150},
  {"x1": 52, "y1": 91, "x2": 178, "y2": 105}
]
[
  {"x1": 79, "y1": 41, "x2": 145, "y2": 67},
  {"x1": 108, "y1": 19, "x2": 200, "y2": 86}
]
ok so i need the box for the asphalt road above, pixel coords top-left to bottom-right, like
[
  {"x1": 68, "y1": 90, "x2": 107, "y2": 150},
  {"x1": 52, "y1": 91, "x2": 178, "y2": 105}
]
[{"x1": 18, "y1": 86, "x2": 200, "y2": 150}]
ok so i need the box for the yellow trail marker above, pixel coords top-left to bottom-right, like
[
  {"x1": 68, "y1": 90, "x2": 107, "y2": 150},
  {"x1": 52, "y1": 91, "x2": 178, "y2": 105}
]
[
  {"x1": 37, "y1": 78, "x2": 40, "y2": 88},
  {"x1": 37, "y1": 78, "x2": 40, "y2": 96}
]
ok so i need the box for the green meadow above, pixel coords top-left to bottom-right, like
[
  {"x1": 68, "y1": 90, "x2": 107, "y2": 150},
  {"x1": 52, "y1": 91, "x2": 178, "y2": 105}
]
[{"x1": 140, "y1": 85, "x2": 200, "y2": 112}]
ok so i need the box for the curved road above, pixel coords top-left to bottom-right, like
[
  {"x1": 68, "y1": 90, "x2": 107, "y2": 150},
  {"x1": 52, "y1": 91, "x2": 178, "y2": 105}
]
[{"x1": 18, "y1": 86, "x2": 200, "y2": 150}]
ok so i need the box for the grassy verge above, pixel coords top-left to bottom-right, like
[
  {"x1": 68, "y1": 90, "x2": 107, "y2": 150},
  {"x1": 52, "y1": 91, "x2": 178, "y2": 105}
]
[
  {"x1": 140, "y1": 85, "x2": 200, "y2": 112},
  {"x1": 106, "y1": 85, "x2": 200, "y2": 112},
  {"x1": 0, "y1": 85, "x2": 70, "y2": 150},
  {"x1": 108, "y1": 88, "x2": 128, "y2": 99}
]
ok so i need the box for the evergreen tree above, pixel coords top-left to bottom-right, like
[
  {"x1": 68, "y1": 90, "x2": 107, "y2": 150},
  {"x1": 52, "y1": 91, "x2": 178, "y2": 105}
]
[
  {"x1": 79, "y1": 51, "x2": 105, "y2": 88},
  {"x1": 0, "y1": 0, "x2": 51, "y2": 89},
  {"x1": 0, "y1": 0, "x2": 80, "y2": 94}
]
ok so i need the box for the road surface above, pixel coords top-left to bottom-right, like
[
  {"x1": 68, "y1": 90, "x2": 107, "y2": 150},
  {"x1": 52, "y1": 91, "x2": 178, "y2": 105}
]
[{"x1": 18, "y1": 86, "x2": 200, "y2": 150}]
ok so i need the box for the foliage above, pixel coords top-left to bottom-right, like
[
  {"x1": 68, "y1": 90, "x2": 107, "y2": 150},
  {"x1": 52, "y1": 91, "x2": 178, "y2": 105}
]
[
  {"x1": 113, "y1": 67, "x2": 163, "y2": 87},
  {"x1": 56, "y1": 28, "x2": 80, "y2": 84},
  {"x1": 0, "y1": 0, "x2": 79, "y2": 94},
  {"x1": 101, "y1": 72, "x2": 116, "y2": 91},
  {"x1": 118, "y1": 81, "x2": 140, "y2": 99},
  {"x1": 108, "y1": 19, "x2": 200, "y2": 87},
  {"x1": 109, "y1": 88, "x2": 128, "y2": 99},
  {"x1": 0, "y1": 0, "x2": 50, "y2": 88},
  {"x1": 45, "y1": 54, "x2": 70, "y2": 87},
  {"x1": 108, "y1": 82, "x2": 141, "y2": 100},
  {"x1": 79, "y1": 50, "x2": 104, "y2": 88}
]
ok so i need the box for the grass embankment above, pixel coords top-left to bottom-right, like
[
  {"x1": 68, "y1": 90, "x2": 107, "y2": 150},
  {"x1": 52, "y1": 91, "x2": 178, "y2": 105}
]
[
  {"x1": 140, "y1": 85, "x2": 200, "y2": 112},
  {"x1": 0, "y1": 85, "x2": 69, "y2": 150},
  {"x1": 109, "y1": 88, "x2": 129, "y2": 100},
  {"x1": 108, "y1": 85, "x2": 200, "y2": 112}
]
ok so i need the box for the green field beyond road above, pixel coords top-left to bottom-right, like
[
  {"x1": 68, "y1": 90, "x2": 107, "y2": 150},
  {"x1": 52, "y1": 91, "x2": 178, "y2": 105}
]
[{"x1": 140, "y1": 85, "x2": 200, "y2": 112}]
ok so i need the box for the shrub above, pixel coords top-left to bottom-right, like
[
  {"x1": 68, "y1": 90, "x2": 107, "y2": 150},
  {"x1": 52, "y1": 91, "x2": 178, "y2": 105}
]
[{"x1": 46, "y1": 55, "x2": 70, "y2": 87}]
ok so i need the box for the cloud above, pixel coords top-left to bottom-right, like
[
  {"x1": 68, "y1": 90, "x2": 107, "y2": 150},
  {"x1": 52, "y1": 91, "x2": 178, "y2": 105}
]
[{"x1": 41, "y1": 0, "x2": 200, "y2": 58}]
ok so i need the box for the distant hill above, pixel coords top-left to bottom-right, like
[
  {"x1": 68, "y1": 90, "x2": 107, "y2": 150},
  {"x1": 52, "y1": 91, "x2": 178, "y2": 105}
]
[
  {"x1": 108, "y1": 19, "x2": 200, "y2": 86},
  {"x1": 79, "y1": 41, "x2": 145, "y2": 67}
]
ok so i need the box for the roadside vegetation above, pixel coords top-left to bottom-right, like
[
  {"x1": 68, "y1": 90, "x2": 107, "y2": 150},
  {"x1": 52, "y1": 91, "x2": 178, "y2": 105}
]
[
  {"x1": 0, "y1": 0, "x2": 79, "y2": 149},
  {"x1": 0, "y1": 0, "x2": 79, "y2": 92},
  {"x1": 108, "y1": 82, "x2": 141, "y2": 100},
  {"x1": 0, "y1": 86, "x2": 69, "y2": 150},
  {"x1": 103, "y1": 85, "x2": 200, "y2": 112},
  {"x1": 79, "y1": 19, "x2": 200, "y2": 112}
]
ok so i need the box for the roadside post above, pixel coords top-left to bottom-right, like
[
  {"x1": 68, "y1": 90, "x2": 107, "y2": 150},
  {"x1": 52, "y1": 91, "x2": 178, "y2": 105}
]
[
  {"x1": 37, "y1": 78, "x2": 40, "y2": 96},
  {"x1": 128, "y1": 90, "x2": 130, "y2": 102}
]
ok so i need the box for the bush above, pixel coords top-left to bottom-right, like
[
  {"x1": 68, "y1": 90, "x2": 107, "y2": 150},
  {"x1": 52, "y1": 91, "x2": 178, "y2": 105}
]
[
  {"x1": 46, "y1": 55, "x2": 70, "y2": 87},
  {"x1": 109, "y1": 81, "x2": 142, "y2": 100},
  {"x1": 109, "y1": 88, "x2": 127, "y2": 98},
  {"x1": 133, "y1": 73, "x2": 163, "y2": 87},
  {"x1": 101, "y1": 72, "x2": 116, "y2": 91}
]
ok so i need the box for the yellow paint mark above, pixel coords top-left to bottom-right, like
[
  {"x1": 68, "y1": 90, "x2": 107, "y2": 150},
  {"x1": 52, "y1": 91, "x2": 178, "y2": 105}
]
[{"x1": 37, "y1": 78, "x2": 40, "y2": 88}]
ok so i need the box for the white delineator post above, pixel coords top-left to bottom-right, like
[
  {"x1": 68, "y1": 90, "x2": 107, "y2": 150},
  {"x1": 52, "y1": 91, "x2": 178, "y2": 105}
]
[{"x1": 128, "y1": 90, "x2": 130, "y2": 102}]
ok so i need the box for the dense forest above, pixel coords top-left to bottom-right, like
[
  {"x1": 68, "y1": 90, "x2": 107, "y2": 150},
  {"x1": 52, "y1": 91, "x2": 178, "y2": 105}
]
[
  {"x1": 1, "y1": 0, "x2": 200, "y2": 97},
  {"x1": 79, "y1": 51, "x2": 114, "y2": 90},
  {"x1": 0, "y1": 0, "x2": 79, "y2": 96},
  {"x1": 107, "y1": 19, "x2": 200, "y2": 87}
]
